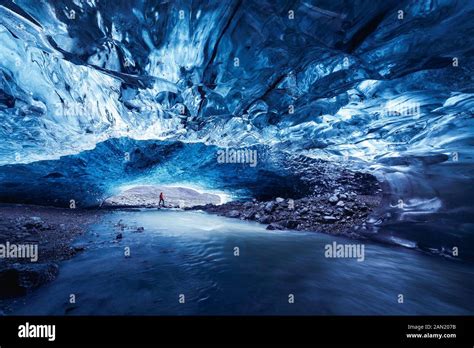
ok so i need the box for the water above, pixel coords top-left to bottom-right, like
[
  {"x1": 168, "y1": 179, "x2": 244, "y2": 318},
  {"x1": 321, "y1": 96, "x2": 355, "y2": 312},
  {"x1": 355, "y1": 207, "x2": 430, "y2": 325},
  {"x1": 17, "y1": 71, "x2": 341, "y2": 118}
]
[{"x1": 9, "y1": 210, "x2": 474, "y2": 315}]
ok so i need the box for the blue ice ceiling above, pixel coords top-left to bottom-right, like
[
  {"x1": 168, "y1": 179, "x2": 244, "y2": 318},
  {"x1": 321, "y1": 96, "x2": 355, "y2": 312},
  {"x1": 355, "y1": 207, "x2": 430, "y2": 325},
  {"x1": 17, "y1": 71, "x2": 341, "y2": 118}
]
[{"x1": 1, "y1": 0, "x2": 473, "y2": 165}]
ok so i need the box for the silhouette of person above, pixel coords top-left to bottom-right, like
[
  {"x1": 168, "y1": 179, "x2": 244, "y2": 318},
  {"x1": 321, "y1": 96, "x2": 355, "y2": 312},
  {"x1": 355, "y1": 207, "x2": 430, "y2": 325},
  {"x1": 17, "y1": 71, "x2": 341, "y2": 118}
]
[{"x1": 159, "y1": 192, "x2": 165, "y2": 207}]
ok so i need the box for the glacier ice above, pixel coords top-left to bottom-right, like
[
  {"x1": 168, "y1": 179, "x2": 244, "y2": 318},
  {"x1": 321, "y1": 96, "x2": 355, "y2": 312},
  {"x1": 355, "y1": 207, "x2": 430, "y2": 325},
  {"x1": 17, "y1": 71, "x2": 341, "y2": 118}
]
[{"x1": 0, "y1": 0, "x2": 472, "y2": 166}]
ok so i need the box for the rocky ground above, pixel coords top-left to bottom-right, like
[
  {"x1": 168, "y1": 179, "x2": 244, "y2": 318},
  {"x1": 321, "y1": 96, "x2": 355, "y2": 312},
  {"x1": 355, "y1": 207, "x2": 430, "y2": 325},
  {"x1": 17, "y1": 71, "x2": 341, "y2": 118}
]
[
  {"x1": 190, "y1": 155, "x2": 385, "y2": 239},
  {"x1": 0, "y1": 204, "x2": 100, "y2": 308},
  {"x1": 192, "y1": 193, "x2": 382, "y2": 238}
]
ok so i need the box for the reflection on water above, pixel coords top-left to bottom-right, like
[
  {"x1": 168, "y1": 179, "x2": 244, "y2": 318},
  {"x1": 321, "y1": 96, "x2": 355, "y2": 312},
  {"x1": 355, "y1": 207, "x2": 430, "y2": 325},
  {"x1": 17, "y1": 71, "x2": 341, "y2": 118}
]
[{"x1": 9, "y1": 210, "x2": 474, "y2": 315}]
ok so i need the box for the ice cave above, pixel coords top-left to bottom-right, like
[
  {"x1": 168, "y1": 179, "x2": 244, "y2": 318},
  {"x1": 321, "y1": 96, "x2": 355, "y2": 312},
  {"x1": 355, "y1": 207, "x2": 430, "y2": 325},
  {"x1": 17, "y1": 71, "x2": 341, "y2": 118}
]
[{"x1": 0, "y1": 0, "x2": 473, "y2": 316}]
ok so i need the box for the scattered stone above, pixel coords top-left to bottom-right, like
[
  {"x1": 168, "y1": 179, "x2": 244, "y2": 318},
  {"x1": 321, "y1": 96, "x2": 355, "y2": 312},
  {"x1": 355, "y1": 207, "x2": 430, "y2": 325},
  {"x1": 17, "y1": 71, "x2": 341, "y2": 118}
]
[
  {"x1": 344, "y1": 206, "x2": 354, "y2": 215},
  {"x1": 275, "y1": 197, "x2": 284, "y2": 203},
  {"x1": 73, "y1": 245, "x2": 86, "y2": 252},
  {"x1": 264, "y1": 201, "x2": 275, "y2": 213},
  {"x1": 226, "y1": 210, "x2": 240, "y2": 218},
  {"x1": 266, "y1": 223, "x2": 284, "y2": 230},
  {"x1": 116, "y1": 233, "x2": 123, "y2": 240},
  {"x1": 243, "y1": 202, "x2": 254, "y2": 209},
  {"x1": 242, "y1": 209, "x2": 257, "y2": 219},
  {"x1": 258, "y1": 215, "x2": 272, "y2": 224},
  {"x1": 329, "y1": 195, "x2": 338, "y2": 204},
  {"x1": 285, "y1": 220, "x2": 299, "y2": 229},
  {"x1": 323, "y1": 216, "x2": 338, "y2": 223}
]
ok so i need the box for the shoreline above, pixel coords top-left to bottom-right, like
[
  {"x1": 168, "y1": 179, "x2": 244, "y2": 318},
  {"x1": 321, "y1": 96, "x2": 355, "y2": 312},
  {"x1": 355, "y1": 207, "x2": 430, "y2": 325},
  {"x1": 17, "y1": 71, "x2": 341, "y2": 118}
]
[
  {"x1": 0, "y1": 204, "x2": 101, "y2": 310},
  {"x1": 189, "y1": 155, "x2": 386, "y2": 240},
  {"x1": 188, "y1": 192, "x2": 383, "y2": 240}
]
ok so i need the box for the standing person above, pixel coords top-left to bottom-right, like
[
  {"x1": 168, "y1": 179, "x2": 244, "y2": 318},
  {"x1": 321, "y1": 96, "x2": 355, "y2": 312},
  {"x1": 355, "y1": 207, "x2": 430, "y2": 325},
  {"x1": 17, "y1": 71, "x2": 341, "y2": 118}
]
[{"x1": 159, "y1": 192, "x2": 165, "y2": 207}]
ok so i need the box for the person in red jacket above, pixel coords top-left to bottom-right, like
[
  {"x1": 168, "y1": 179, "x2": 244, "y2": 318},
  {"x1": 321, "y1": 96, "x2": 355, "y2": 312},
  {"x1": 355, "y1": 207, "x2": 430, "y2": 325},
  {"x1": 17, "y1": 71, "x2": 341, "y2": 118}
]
[{"x1": 159, "y1": 192, "x2": 165, "y2": 207}]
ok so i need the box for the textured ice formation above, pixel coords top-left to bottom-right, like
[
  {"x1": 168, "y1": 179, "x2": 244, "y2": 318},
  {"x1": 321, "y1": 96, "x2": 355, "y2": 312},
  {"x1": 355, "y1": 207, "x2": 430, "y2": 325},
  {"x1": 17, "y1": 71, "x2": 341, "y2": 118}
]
[{"x1": 0, "y1": 0, "x2": 472, "y2": 166}]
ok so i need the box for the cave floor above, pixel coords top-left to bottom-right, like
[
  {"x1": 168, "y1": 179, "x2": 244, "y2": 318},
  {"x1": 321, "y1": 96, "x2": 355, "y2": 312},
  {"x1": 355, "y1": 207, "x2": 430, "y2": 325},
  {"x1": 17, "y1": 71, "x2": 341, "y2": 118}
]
[{"x1": 0, "y1": 206, "x2": 473, "y2": 315}]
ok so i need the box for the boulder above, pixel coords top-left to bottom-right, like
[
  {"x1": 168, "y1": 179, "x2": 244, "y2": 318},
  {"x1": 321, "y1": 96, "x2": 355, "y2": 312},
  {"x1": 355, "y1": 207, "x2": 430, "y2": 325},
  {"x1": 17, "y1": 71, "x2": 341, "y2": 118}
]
[
  {"x1": 266, "y1": 223, "x2": 284, "y2": 230},
  {"x1": 243, "y1": 202, "x2": 254, "y2": 209},
  {"x1": 285, "y1": 220, "x2": 299, "y2": 229},
  {"x1": 226, "y1": 210, "x2": 241, "y2": 218},
  {"x1": 242, "y1": 209, "x2": 257, "y2": 220},
  {"x1": 258, "y1": 215, "x2": 272, "y2": 224},
  {"x1": 0, "y1": 263, "x2": 59, "y2": 298},
  {"x1": 264, "y1": 201, "x2": 275, "y2": 213},
  {"x1": 323, "y1": 215, "x2": 338, "y2": 223}
]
